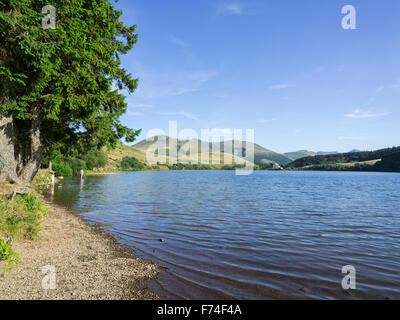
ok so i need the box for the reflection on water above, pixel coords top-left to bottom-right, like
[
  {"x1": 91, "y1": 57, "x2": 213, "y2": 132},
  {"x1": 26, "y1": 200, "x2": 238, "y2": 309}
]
[{"x1": 50, "y1": 171, "x2": 400, "y2": 299}]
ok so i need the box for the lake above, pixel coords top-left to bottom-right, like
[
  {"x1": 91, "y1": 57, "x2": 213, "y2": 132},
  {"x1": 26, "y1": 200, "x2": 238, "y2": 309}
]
[{"x1": 49, "y1": 170, "x2": 400, "y2": 299}]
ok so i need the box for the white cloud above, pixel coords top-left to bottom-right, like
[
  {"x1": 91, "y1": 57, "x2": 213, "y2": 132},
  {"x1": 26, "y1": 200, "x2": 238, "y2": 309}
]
[
  {"x1": 375, "y1": 81, "x2": 400, "y2": 93},
  {"x1": 258, "y1": 118, "x2": 278, "y2": 124},
  {"x1": 168, "y1": 35, "x2": 188, "y2": 48},
  {"x1": 345, "y1": 109, "x2": 389, "y2": 119},
  {"x1": 172, "y1": 88, "x2": 200, "y2": 96},
  {"x1": 189, "y1": 71, "x2": 219, "y2": 83},
  {"x1": 269, "y1": 83, "x2": 296, "y2": 90},
  {"x1": 157, "y1": 111, "x2": 200, "y2": 121},
  {"x1": 127, "y1": 111, "x2": 144, "y2": 117},
  {"x1": 129, "y1": 59, "x2": 217, "y2": 99},
  {"x1": 131, "y1": 103, "x2": 153, "y2": 109},
  {"x1": 210, "y1": 128, "x2": 233, "y2": 135},
  {"x1": 214, "y1": 91, "x2": 230, "y2": 99},
  {"x1": 293, "y1": 128, "x2": 304, "y2": 134},
  {"x1": 338, "y1": 136, "x2": 363, "y2": 141},
  {"x1": 218, "y1": 2, "x2": 245, "y2": 15}
]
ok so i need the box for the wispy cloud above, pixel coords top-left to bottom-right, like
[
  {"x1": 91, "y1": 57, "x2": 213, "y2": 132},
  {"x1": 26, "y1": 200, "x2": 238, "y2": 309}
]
[
  {"x1": 345, "y1": 109, "x2": 389, "y2": 119},
  {"x1": 168, "y1": 35, "x2": 189, "y2": 48},
  {"x1": 189, "y1": 71, "x2": 219, "y2": 84},
  {"x1": 127, "y1": 111, "x2": 144, "y2": 117},
  {"x1": 338, "y1": 136, "x2": 364, "y2": 141},
  {"x1": 131, "y1": 103, "x2": 153, "y2": 109},
  {"x1": 293, "y1": 128, "x2": 304, "y2": 135},
  {"x1": 258, "y1": 118, "x2": 278, "y2": 124},
  {"x1": 217, "y1": 2, "x2": 245, "y2": 15},
  {"x1": 269, "y1": 83, "x2": 296, "y2": 90},
  {"x1": 374, "y1": 80, "x2": 400, "y2": 93},
  {"x1": 157, "y1": 111, "x2": 200, "y2": 121},
  {"x1": 390, "y1": 83, "x2": 400, "y2": 89},
  {"x1": 172, "y1": 88, "x2": 200, "y2": 96},
  {"x1": 210, "y1": 128, "x2": 233, "y2": 136},
  {"x1": 129, "y1": 59, "x2": 218, "y2": 99},
  {"x1": 214, "y1": 91, "x2": 230, "y2": 99}
]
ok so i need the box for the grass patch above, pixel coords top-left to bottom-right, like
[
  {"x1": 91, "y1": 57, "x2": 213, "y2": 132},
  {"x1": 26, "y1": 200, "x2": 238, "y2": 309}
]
[
  {"x1": 32, "y1": 170, "x2": 52, "y2": 188},
  {"x1": 0, "y1": 239, "x2": 20, "y2": 273},
  {"x1": 0, "y1": 192, "x2": 48, "y2": 241}
]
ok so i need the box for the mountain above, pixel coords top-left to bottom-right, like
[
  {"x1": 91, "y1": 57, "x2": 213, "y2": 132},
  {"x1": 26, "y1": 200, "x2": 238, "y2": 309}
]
[
  {"x1": 133, "y1": 136, "x2": 250, "y2": 166},
  {"x1": 133, "y1": 135, "x2": 293, "y2": 165},
  {"x1": 103, "y1": 143, "x2": 149, "y2": 170},
  {"x1": 348, "y1": 149, "x2": 364, "y2": 153},
  {"x1": 251, "y1": 144, "x2": 292, "y2": 165},
  {"x1": 284, "y1": 150, "x2": 338, "y2": 161},
  {"x1": 315, "y1": 151, "x2": 338, "y2": 156},
  {"x1": 217, "y1": 140, "x2": 292, "y2": 165},
  {"x1": 284, "y1": 150, "x2": 317, "y2": 161}
]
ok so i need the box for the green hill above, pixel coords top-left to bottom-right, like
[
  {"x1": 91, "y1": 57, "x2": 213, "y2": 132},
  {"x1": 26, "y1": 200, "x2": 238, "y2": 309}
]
[
  {"x1": 98, "y1": 142, "x2": 400, "y2": 173},
  {"x1": 103, "y1": 143, "x2": 150, "y2": 170},
  {"x1": 133, "y1": 136, "x2": 292, "y2": 165},
  {"x1": 284, "y1": 150, "x2": 317, "y2": 161},
  {"x1": 102, "y1": 140, "x2": 251, "y2": 171},
  {"x1": 284, "y1": 150, "x2": 339, "y2": 161},
  {"x1": 286, "y1": 147, "x2": 400, "y2": 172}
]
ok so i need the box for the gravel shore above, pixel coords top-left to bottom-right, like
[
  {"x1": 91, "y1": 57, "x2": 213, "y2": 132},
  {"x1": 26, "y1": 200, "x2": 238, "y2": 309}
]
[{"x1": 0, "y1": 199, "x2": 160, "y2": 300}]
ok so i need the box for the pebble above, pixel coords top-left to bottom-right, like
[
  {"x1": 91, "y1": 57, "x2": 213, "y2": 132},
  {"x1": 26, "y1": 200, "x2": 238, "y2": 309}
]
[
  {"x1": 343, "y1": 289, "x2": 354, "y2": 297},
  {"x1": 301, "y1": 287, "x2": 312, "y2": 294}
]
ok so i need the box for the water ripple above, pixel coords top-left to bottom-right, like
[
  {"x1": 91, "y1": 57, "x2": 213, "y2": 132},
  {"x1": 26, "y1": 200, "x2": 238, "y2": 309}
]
[{"x1": 51, "y1": 171, "x2": 400, "y2": 299}]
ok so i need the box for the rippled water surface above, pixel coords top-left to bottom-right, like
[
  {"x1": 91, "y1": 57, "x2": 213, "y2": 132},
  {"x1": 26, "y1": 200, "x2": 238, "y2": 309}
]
[{"x1": 50, "y1": 171, "x2": 400, "y2": 299}]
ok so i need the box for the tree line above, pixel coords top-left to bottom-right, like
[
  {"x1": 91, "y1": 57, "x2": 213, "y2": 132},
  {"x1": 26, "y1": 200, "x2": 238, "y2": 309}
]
[{"x1": 286, "y1": 147, "x2": 400, "y2": 172}]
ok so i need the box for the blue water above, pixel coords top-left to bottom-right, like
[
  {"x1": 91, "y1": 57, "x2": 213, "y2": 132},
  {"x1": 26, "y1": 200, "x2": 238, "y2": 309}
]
[{"x1": 50, "y1": 170, "x2": 400, "y2": 299}]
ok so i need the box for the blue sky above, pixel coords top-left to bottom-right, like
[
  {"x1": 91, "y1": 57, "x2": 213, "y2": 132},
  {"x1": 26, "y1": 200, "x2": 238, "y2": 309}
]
[{"x1": 114, "y1": 0, "x2": 400, "y2": 153}]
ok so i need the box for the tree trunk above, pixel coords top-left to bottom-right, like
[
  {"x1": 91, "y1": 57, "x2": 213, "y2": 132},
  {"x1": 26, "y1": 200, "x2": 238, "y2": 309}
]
[
  {"x1": 19, "y1": 104, "x2": 43, "y2": 184},
  {"x1": 0, "y1": 116, "x2": 21, "y2": 184}
]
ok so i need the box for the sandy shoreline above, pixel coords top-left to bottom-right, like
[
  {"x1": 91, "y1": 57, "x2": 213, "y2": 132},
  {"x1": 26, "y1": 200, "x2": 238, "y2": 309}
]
[{"x1": 0, "y1": 198, "x2": 160, "y2": 300}]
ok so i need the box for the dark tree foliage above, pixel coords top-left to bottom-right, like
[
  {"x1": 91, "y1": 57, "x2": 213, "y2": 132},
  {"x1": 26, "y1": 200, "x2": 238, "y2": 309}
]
[
  {"x1": 287, "y1": 149, "x2": 400, "y2": 173},
  {"x1": 0, "y1": 0, "x2": 140, "y2": 184},
  {"x1": 82, "y1": 149, "x2": 107, "y2": 170},
  {"x1": 120, "y1": 156, "x2": 145, "y2": 171},
  {"x1": 374, "y1": 151, "x2": 400, "y2": 172},
  {"x1": 287, "y1": 147, "x2": 400, "y2": 169}
]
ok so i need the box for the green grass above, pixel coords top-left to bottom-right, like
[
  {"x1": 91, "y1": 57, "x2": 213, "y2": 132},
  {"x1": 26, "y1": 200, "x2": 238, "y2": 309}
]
[
  {"x1": 298, "y1": 159, "x2": 382, "y2": 170},
  {"x1": 1, "y1": 180, "x2": 49, "y2": 273},
  {"x1": 104, "y1": 143, "x2": 149, "y2": 170},
  {"x1": 0, "y1": 239, "x2": 20, "y2": 274},
  {"x1": 336, "y1": 159, "x2": 381, "y2": 167},
  {"x1": 32, "y1": 170, "x2": 52, "y2": 187},
  {"x1": 0, "y1": 192, "x2": 48, "y2": 241}
]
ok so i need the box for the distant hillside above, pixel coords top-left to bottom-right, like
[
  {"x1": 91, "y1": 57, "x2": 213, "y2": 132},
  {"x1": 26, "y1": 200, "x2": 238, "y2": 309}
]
[
  {"x1": 103, "y1": 143, "x2": 150, "y2": 170},
  {"x1": 251, "y1": 143, "x2": 292, "y2": 165},
  {"x1": 102, "y1": 142, "x2": 400, "y2": 173},
  {"x1": 133, "y1": 136, "x2": 293, "y2": 165},
  {"x1": 348, "y1": 149, "x2": 364, "y2": 153},
  {"x1": 284, "y1": 150, "x2": 339, "y2": 161},
  {"x1": 286, "y1": 146, "x2": 400, "y2": 172},
  {"x1": 315, "y1": 151, "x2": 338, "y2": 156},
  {"x1": 218, "y1": 140, "x2": 292, "y2": 165},
  {"x1": 284, "y1": 150, "x2": 317, "y2": 161}
]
